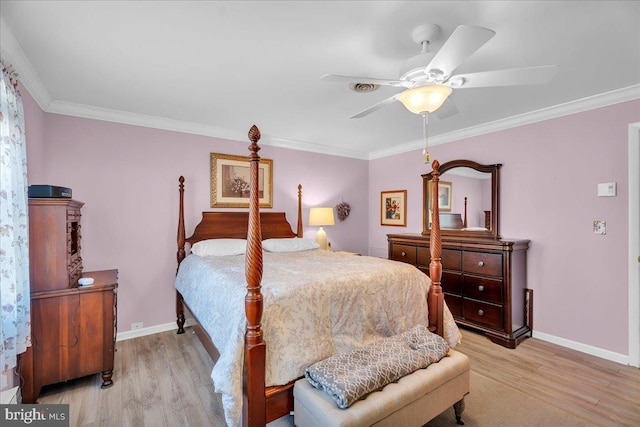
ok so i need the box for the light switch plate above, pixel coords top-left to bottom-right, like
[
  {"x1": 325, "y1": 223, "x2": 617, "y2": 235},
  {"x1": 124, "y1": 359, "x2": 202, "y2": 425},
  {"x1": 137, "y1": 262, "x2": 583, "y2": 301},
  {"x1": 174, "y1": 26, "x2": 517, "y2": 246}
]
[{"x1": 597, "y1": 182, "x2": 617, "y2": 197}]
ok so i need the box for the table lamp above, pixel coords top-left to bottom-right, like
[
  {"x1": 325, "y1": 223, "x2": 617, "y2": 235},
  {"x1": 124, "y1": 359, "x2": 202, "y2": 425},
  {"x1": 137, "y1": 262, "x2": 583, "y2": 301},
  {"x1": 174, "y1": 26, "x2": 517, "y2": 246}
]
[{"x1": 309, "y1": 207, "x2": 335, "y2": 250}]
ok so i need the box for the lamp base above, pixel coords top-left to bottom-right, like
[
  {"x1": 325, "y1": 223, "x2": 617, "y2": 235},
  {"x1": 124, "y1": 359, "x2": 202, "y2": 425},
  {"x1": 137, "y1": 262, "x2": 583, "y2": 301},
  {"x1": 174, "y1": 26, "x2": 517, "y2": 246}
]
[{"x1": 315, "y1": 227, "x2": 329, "y2": 251}]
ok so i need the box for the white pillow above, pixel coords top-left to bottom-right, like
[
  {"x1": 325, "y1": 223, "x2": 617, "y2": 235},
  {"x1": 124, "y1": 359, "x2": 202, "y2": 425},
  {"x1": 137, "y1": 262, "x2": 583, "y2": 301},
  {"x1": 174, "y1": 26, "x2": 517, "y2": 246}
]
[
  {"x1": 191, "y1": 239, "x2": 247, "y2": 256},
  {"x1": 262, "y1": 237, "x2": 319, "y2": 253}
]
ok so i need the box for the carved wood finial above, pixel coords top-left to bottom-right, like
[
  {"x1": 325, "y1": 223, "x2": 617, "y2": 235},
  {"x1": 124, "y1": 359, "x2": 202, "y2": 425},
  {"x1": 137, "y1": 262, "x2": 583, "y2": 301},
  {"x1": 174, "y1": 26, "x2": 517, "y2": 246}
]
[
  {"x1": 248, "y1": 125, "x2": 262, "y2": 161},
  {"x1": 431, "y1": 159, "x2": 440, "y2": 172},
  {"x1": 248, "y1": 125, "x2": 261, "y2": 143}
]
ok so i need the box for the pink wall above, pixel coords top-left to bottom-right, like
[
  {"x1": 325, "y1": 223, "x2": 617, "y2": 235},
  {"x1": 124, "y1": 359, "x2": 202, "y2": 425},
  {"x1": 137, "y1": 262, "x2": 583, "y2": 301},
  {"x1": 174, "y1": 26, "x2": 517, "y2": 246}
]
[
  {"x1": 370, "y1": 99, "x2": 640, "y2": 355},
  {"x1": 22, "y1": 86, "x2": 46, "y2": 183},
  {"x1": 21, "y1": 95, "x2": 368, "y2": 334}
]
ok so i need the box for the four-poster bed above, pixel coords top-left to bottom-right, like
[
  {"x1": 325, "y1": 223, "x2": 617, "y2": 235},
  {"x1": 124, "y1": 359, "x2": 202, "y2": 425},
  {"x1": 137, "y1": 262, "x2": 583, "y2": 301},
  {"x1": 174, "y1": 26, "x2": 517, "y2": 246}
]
[{"x1": 175, "y1": 125, "x2": 456, "y2": 426}]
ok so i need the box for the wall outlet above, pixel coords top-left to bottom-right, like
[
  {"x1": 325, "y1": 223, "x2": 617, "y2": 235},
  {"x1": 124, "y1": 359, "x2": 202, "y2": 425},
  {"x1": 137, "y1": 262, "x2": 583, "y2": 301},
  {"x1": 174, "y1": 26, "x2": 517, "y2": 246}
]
[{"x1": 131, "y1": 322, "x2": 144, "y2": 330}]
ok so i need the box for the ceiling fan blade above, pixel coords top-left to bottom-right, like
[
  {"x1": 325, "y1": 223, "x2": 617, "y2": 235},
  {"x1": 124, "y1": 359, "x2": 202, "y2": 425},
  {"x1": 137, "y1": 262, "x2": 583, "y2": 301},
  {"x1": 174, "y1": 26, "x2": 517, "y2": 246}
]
[
  {"x1": 451, "y1": 65, "x2": 558, "y2": 88},
  {"x1": 435, "y1": 97, "x2": 459, "y2": 119},
  {"x1": 350, "y1": 95, "x2": 400, "y2": 119},
  {"x1": 321, "y1": 74, "x2": 411, "y2": 88},
  {"x1": 427, "y1": 25, "x2": 495, "y2": 77}
]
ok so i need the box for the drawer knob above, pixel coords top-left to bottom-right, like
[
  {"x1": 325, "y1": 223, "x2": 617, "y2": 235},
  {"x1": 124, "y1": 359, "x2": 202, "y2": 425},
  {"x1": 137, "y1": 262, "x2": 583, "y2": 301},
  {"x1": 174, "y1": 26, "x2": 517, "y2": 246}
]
[
  {"x1": 401, "y1": 251, "x2": 406, "y2": 257},
  {"x1": 478, "y1": 261, "x2": 485, "y2": 267},
  {"x1": 478, "y1": 309, "x2": 485, "y2": 316},
  {"x1": 478, "y1": 285, "x2": 485, "y2": 292}
]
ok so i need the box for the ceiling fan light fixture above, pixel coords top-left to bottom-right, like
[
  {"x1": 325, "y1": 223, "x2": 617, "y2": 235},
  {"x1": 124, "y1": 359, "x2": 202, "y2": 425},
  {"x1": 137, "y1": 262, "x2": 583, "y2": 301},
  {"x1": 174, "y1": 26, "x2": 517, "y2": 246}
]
[{"x1": 397, "y1": 85, "x2": 452, "y2": 114}]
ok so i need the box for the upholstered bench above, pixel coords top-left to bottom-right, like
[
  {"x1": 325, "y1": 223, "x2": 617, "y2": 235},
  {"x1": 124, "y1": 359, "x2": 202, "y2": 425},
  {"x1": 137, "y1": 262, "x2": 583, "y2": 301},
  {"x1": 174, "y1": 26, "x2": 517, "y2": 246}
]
[{"x1": 293, "y1": 349, "x2": 470, "y2": 427}]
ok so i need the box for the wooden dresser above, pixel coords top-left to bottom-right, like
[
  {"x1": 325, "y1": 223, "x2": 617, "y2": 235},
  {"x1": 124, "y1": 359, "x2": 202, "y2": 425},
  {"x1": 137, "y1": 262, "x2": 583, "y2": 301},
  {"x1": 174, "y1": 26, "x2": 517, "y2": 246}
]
[
  {"x1": 388, "y1": 233, "x2": 531, "y2": 348},
  {"x1": 20, "y1": 270, "x2": 118, "y2": 403}
]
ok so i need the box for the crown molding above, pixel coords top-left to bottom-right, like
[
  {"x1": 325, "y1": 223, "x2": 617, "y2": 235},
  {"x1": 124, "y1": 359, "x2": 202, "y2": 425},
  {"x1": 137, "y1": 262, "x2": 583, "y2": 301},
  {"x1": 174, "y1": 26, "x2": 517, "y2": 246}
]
[
  {"x1": 259, "y1": 132, "x2": 369, "y2": 159},
  {"x1": 48, "y1": 99, "x2": 250, "y2": 141},
  {"x1": 47, "y1": 100, "x2": 370, "y2": 160},
  {"x1": 369, "y1": 84, "x2": 640, "y2": 159},
  {"x1": 0, "y1": 16, "x2": 52, "y2": 111}
]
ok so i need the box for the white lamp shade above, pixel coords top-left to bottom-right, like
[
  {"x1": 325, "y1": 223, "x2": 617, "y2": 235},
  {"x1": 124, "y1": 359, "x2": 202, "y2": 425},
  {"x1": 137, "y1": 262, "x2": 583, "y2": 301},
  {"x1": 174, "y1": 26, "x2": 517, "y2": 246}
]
[
  {"x1": 309, "y1": 207, "x2": 335, "y2": 226},
  {"x1": 309, "y1": 207, "x2": 334, "y2": 250},
  {"x1": 397, "y1": 85, "x2": 452, "y2": 114}
]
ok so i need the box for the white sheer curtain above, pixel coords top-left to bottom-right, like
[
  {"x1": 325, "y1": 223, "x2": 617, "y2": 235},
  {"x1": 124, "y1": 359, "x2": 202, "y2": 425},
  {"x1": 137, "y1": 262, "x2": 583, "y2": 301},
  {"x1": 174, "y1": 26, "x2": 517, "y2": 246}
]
[{"x1": 0, "y1": 60, "x2": 31, "y2": 389}]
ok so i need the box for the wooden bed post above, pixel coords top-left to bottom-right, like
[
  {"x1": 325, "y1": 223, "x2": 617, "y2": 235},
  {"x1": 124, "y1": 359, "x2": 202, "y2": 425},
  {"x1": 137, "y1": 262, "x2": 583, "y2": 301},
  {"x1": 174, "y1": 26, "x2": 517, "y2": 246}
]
[
  {"x1": 176, "y1": 176, "x2": 186, "y2": 334},
  {"x1": 243, "y1": 125, "x2": 267, "y2": 427},
  {"x1": 297, "y1": 184, "x2": 303, "y2": 237},
  {"x1": 463, "y1": 196, "x2": 468, "y2": 229},
  {"x1": 428, "y1": 160, "x2": 445, "y2": 337}
]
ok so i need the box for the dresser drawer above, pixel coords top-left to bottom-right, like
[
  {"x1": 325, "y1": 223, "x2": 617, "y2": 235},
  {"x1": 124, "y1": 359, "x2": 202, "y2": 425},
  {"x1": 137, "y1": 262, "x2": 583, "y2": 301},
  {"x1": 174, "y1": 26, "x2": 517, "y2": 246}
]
[
  {"x1": 417, "y1": 246, "x2": 430, "y2": 266},
  {"x1": 390, "y1": 244, "x2": 417, "y2": 265},
  {"x1": 417, "y1": 248, "x2": 461, "y2": 271},
  {"x1": 442, "y1": 271, "x2": 462, "y2": 294},
  {"x1": 444, "y1": 294, "x2": 462, "y2": 317},
  {"x1": 463, "y1": 275, "x2": 503, "y2": 304},
  {"x1": 463, "y1": 299, "x2": 503, "y2": 329},
  {"x1": 463, "y1": 251, "x2": 502, "y2": 276},
  {"x1": 442, "y1": 249, "x2": 462, "y2": 271},
  {"x1": 417, "y1": 265, "x2": 462, "y2": 294}
]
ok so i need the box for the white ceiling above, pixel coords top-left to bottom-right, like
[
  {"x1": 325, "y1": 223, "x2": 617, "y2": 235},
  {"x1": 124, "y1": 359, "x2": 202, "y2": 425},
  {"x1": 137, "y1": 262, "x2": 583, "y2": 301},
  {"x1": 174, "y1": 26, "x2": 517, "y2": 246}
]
[{"x1": 1, "y1": 1, "x2": 639, "y2": 159}]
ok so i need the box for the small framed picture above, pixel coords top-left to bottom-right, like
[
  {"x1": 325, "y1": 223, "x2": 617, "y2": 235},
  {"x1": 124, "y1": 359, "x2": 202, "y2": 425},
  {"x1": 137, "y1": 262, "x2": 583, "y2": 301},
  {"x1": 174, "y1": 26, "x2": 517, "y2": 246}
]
[{"x1": 381, "y1": 190, "x2": 407, "y2": 227}]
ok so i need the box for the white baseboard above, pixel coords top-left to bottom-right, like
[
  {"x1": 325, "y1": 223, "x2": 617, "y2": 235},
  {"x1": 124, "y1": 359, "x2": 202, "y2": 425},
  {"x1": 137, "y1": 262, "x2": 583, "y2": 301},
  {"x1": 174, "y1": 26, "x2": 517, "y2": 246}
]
[
  {"x1": 117, "y1": 320, "x2": 630, "y2": 366},
  {"x1": 532, "y1": 331, "x2": 629, "y2": 365},
  {"x1": 116, "y1": 318, "x2": 195, "y2": 342}
]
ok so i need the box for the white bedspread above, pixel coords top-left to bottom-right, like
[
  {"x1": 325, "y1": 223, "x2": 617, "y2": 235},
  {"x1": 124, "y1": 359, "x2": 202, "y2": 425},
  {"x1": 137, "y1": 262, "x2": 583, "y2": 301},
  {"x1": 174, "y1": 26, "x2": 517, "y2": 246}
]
[{"x1": 174, "y1": 249, "x2": 460, "y2": 427}]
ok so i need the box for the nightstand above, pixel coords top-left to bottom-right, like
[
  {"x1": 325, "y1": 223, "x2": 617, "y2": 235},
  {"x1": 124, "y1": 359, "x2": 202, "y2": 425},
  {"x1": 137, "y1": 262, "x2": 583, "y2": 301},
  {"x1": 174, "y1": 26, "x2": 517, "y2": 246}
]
[{"x1": 20, "y1": 269, "x2": 118, "y2": 403}]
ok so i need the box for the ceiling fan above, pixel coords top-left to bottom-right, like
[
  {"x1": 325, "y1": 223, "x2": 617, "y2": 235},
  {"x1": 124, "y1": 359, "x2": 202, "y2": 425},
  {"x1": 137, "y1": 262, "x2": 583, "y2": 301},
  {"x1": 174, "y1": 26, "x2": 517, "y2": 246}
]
[{"x1": 321, "y1": 24, "x2": 557, "y2": 119}]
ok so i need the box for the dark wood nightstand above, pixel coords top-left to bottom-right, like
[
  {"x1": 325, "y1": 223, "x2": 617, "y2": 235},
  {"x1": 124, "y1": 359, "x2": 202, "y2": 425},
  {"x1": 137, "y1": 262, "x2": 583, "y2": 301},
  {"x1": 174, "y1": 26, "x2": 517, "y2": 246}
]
[{"x1": 20, "y1": 269, "x2": 118, "y2": 403}]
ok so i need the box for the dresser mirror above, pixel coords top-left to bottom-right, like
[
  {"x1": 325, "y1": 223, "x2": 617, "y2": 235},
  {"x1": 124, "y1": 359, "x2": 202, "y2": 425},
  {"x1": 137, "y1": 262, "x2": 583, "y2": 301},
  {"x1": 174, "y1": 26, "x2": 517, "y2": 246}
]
[{"x1": 422, "y1": 160, "x2": 501, "y2": 239}]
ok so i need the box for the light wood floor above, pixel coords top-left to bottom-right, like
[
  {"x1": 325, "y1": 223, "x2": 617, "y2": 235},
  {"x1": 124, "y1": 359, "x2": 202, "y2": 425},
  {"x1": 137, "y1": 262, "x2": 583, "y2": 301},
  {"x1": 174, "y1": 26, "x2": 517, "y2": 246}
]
[{"x1": 34, "y1": 327, "x2": 639, "y2": 426}]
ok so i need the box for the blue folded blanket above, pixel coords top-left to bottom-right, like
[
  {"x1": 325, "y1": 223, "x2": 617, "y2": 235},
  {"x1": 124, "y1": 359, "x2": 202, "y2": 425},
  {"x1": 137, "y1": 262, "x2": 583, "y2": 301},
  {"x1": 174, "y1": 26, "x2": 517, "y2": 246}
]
[{"x1": 304, "y1": 324, "x2": 450, "y2": 409}]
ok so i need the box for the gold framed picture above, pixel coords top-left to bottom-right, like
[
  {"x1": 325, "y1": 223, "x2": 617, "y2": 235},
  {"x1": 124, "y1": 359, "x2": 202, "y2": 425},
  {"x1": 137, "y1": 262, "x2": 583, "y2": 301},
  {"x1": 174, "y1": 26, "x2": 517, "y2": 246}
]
[
  {"x1": 210, "y1": 153, "x2": 273, "y2": 208},
  {"x1": 380, "y1": 190, "x2": 407, "y2": 227}
]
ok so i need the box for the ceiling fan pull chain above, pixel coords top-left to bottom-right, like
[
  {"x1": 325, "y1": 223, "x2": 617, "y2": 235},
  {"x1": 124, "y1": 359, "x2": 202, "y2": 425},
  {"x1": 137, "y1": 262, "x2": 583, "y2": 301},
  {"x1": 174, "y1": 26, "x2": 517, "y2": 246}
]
[{"x1": 423, "y1": 112, "x2": 430, "y2": 163}]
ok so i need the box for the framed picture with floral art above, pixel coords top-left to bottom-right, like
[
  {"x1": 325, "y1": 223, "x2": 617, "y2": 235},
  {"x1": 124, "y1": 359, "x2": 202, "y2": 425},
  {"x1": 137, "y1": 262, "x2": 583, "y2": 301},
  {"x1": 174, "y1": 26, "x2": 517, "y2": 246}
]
[
  {"x1": 380, "y1": 190, "x2": 407, "y2": 226},
  {"x1": 210, "y1": 153, "x2": 273, "y2": 208}
]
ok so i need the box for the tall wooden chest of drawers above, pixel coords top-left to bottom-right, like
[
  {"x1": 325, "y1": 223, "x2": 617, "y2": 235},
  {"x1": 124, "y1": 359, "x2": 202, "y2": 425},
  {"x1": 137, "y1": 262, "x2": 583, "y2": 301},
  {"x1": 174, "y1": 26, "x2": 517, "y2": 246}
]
[
  {"x1": 28, "y1": 198, "x2": 84, "y2": 292},
  {"x1": 388, "y1": 233, "x2": 531, "y2": 348}
]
